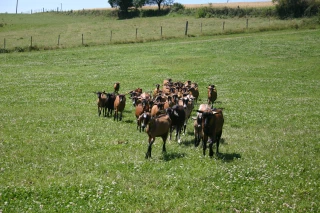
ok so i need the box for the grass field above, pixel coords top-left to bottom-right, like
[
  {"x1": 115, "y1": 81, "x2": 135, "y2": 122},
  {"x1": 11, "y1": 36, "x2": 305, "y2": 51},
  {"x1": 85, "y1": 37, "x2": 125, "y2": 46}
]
[
  {"x1": 0, "y1": 14, "x2": 320, "y2": 212},
  {"x1": 1, "y1": 11, "x2": 317, "y2": 51}
]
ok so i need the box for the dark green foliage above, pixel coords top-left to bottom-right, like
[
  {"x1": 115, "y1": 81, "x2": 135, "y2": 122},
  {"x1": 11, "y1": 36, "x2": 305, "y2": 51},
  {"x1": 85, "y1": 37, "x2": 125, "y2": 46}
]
[
  {"x1": 170, "y1": 3, "x2": 185, "y2": 13},
  {"x1": 273, "y1": 0, "x2": 320, "y2": 18},
  {"x1": 14, "y1": 46, "x2": 24, "y2": 52},
  {"x1": 194, "y1": 6, "x2": 277, "y2": 18},
  {"x1": 0, "y1": 48, "x2": 9, "y2": 53},
  {"x1": 28, "y1": 45, "x2": 40, "y2": 51},
  {"x1": 63, "y1": 9, "x2": 118, "y2": 18},
  {"x1": 108, "y1": 0, "x2": 133, "y2": 14},
  {"x1": 139, "y1": 8, "x2": 170, "y2": 17}
]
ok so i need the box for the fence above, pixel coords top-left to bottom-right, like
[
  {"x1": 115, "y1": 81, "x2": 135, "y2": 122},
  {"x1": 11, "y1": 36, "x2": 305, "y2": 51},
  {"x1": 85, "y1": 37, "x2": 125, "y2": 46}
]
[{"x1": 1, "y1": 17, "x2": 286, "y2": 51}]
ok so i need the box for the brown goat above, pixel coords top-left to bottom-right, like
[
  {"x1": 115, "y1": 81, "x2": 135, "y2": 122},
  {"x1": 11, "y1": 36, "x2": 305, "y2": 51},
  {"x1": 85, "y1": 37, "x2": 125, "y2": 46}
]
[
  {"x1": 179, "y1": 95, "x2": 194, "y2": 135},
  {"x1": 163, "y1": 78, "x2": 172, "y2": 87},
  {"x1": 150, "y1": 102, "x2": 165, "y2": 118},
  {"x1": 188, "y1": 87, "x2": 199, "y2": 104},
  {"x1": 96, "y1": 91, "x2": 107, "y2": 117},
  {"x1": 114, "y1": 82, "x2": 120, "y2": 94},
  {"x1": 135, "y1": 87, "x2": 142, "y2": 94},
  {"x1": 163, "y1": 95, "x2": 174, "y2": 110},
  {"x1": 166, "y1": 105, "x2": 185, "y2": 144},
  {"x1": 207, "y1": 85, "x2": 217, "y2": 107},
  {"x1": 135, "y1": 99, "x2": 148, "y2": 132},
  {"x1": 192, "y1": 104, "x2": 211, "y2": 147},
  {"x1": 138, "y1": 112, "x2": 150, "y2": 133},
  {"x1": 145, "y1": 114, "x2": 172, "y2": 159},
  {"x1": 106, "y1": 92, "x2": 116, "y2": 117},
  {"x1": 153, "y1": 84, "x2": 161, "y2": 98},
  {"x1": 114, "y1": 94, "x2": 126, "y2": 121},
  {"x1": 197, "y1": 108, "x2": 224, "y2": 157}
]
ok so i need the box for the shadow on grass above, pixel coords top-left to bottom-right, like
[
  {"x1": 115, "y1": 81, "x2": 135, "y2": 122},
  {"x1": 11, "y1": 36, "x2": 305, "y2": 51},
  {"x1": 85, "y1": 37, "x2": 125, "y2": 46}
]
[
  {"x1": 124, "y1": 119, "x2": 134, "y2": 124},
  {"x1": 220, "y1": 138, "x2": 226, "y2": 144},
  {"x1": 217, "y1": 152, "x2": 241, "y2": 162},
  {"x1": 161, "y1": 152, "x2": 186, "y2": 161},
  {"x1": 181, "y1": 139, "x2": 195, "y2": 147}
]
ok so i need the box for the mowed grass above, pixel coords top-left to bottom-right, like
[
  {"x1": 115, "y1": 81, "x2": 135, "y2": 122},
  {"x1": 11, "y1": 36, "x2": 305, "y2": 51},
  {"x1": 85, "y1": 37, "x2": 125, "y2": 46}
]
[{"x1": 0, "y1": 27, "x2": 320, "y2": 212}]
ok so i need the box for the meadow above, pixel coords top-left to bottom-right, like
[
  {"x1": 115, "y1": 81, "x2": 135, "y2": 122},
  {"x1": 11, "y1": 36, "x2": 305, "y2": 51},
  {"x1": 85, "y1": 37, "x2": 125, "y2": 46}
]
[
  {"x1": 0, "y1": 13, "x2": 320, "y2": 212},
  {"x1": 0, "y1": 11, "x2": 317, "y2": 51}
]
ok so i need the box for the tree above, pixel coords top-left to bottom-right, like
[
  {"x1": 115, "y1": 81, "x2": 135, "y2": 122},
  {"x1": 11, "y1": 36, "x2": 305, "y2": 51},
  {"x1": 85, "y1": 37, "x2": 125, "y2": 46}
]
[
  {"x1": 148, "y1": 0, "x2": 173, "y2": 11},
  {"x1": 133, "y1": 0, "x2": 147, "y2": 9},
  {"x1": 108, "y1": 0, "x2": 133, "y2": 13},
  {"x1": 272, "y1": 0, "x2": 316, "y2": 18}
]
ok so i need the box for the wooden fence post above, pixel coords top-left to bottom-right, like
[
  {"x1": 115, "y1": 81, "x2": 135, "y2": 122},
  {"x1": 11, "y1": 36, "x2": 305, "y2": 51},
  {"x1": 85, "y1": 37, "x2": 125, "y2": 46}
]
[
  {"x1": 136, "y1": 28, "x2": 138, "y2": 39},
  {"x1": 185, "y1": 21, "x2": 188, "y2": 36},
  {"x1": 246, "y1": 19, "x2": 249, "y2": 29},
  {"x1": 58, "y1": 35, "x2": 60, "y2": 45},
  {"x1": 161, "y1": 26, "x2": 162, "y2": 37},
  {"x1": 82, "y1": 34, "x2": 84, "y2": 45},
  {"x1": 110, "y1": 30, "x2": 112, "y2": 42},
  {"x1": 223, "y1": 21, "x2": 225, "y2": 31},
  {"x1": 30, "y1": 36, "x2": 33, "y2": 47},
  {"x1": 4, "y1": 38, "x2": 5, "y2": 49},
  {"x1": 201, "y1": 22, "x2": 202, "y2": 33}
]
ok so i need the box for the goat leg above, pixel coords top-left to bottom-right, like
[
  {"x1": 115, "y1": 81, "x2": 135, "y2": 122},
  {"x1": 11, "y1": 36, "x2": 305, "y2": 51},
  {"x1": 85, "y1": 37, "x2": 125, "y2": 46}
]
[
  {"x1": 146, "y1": 138, "x2": 154, "y2": 159},
  {"x1": 208, "y1": 138, "x2": 214, "y2": 157}
]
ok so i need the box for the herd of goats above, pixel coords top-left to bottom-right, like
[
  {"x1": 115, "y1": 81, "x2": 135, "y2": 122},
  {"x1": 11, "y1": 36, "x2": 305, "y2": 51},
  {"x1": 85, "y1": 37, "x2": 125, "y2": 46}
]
[{"x1": 95, "y1": 79, "x2": 224, "y2": 159}]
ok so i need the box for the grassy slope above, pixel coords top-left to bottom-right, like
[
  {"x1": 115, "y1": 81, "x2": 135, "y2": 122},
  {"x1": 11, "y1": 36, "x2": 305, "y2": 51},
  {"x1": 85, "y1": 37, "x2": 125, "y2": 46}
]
[
  {"x1": 0, "y1": 15, "x2": 320, "y2": 212},
  {"x1": 0, "y1": 12, "x2": 315, "y2": 50}
]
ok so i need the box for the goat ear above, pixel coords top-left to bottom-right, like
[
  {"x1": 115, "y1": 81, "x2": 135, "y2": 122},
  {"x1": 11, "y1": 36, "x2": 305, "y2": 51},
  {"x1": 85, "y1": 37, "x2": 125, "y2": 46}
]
[{"x1": 196, "y1": 110, "x2": 203, "y2": 113}]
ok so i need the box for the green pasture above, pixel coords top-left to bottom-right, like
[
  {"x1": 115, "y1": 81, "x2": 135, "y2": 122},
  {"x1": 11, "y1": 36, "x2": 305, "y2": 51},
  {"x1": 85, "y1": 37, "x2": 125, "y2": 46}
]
[
  {"x1": 0, "y1": 20, "x2": 320, "y2": 212},
  {"x1": 0, "y1": 12, "x2": 317, "y2": 50}
]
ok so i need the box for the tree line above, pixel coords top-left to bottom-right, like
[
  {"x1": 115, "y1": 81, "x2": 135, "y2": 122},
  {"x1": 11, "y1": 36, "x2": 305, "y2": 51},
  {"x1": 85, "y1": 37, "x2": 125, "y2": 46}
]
[
  {"x1": 107, "y1": 0, "x2": 319, "y2": 19},
  {"x1": 108, "y1": 0, "x2": 173, "y2": 14}
]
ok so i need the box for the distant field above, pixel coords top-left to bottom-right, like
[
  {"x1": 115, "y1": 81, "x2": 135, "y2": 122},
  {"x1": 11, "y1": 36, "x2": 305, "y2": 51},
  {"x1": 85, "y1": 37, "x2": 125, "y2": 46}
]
[
  {"x1": 183, "y1": 1, "x2": 274, "y2": 8},
  {"x1": 0, "y1": 26, "x2": 319, "y2": 212}
]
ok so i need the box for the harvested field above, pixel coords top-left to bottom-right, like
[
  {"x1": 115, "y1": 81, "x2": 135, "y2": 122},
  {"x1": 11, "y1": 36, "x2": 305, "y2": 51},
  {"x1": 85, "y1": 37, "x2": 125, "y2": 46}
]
[
  {"x1": 140, "y1": 1, "x2": 274, "y2": 10},
  {"x1": 184, "y1": 1, "x2": 274, "y2": 8}
]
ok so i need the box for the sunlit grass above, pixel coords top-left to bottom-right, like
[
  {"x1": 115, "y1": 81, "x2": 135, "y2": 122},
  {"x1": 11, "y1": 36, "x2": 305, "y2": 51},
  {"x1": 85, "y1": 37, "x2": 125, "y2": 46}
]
[
  {"x1": 0, "y1": 27, "x2": 319, "y2": 212},
  {"x1": 0, "y1": 12, "x2": 318, "y2": 51}
]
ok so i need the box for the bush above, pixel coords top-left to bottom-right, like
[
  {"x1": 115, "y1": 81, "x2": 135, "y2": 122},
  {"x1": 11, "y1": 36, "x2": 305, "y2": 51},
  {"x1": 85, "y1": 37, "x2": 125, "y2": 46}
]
[
  {"x1": 14, "y1": 47, "x2": 25, "y2": 52},
  {"x1": 140, "y1": 8, "x2": 170, "y2": 17},
  {"x1": 170, "y1": 3, "x2": 185, "y2": 13},
  {"x1": 196, "y1": 7, "x2": 208, "y2": 18},
  {"x1": 0, "y1": 48, "x2": 9, "y2": 53},
  {"x1": 28, "y1": 45, "x2": 40, "y2": 51}
]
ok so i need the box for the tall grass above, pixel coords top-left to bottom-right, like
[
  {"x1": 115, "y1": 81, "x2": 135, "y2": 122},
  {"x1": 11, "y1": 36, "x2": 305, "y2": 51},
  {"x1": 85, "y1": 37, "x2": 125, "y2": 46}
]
[{"x1": 0, "y1": 27, "x2": 319, "y2": 212}]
